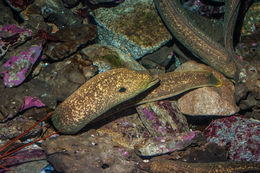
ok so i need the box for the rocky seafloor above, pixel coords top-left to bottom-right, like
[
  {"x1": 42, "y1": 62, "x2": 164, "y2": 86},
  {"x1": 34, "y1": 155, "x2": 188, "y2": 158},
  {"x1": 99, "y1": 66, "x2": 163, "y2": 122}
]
[{"x1": 0, "y1": 0, "x2": 259, "y2": 172}]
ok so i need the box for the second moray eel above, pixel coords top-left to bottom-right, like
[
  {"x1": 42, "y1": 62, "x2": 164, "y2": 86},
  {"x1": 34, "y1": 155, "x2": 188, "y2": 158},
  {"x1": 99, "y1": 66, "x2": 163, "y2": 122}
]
[
  {"x1": 52, "y1": 68, "x2": 221, "y2": 134},
  {"x1": 153, "y1": 0, "x2": 237, "y2": 78}
]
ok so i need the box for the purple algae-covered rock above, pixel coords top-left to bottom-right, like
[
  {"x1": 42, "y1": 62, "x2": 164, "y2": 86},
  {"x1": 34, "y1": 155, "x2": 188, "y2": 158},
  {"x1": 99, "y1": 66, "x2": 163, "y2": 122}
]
[
  {"x1": 135, "y1": 131, "x2": 200, "y2": 156},
  {"x1": 0, "y1": 40, "x2": 42, "y2": 87},
  {"x1": 136, "y1": 100, "x2": 190, "y2": 137},
  {"x1": 135, "y1": 100, "x2": 197, "y2": 156},
  {"x1": 0, "y1": 24, "x2": 32, "y2": 57},
  {"x1": 204, "y1": 116, "x2": 260, "y2": 161}
]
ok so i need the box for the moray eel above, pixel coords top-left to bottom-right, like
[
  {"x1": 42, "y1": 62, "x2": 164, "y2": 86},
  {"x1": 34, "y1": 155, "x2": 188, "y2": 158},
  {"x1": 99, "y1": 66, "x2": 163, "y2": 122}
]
[
  {"x1": 138, "y1": 160, "x2": 260, "y2": 173},
  {"x1": 153, "y1": 0, "x2": 237, "y2": 78},
  {"x1": 52, "y1": 68, "x2": 159, "y2": 134}
]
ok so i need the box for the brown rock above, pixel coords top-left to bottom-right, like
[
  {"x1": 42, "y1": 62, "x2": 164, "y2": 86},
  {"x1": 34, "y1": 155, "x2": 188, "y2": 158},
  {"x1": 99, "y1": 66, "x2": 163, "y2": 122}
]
[
  {"x1": 97, "y1": 111, "x2": 151, "y2": 149},
  {"x1": 36, "y1": 53, "x2": 97, "y2": 102},
  {"x1": 176, "y1": 61, "x2": 239, "y2": 116},
  {"x1": 81, "y1": 44, "x2": 147, "y2": 72},
  {"x1": 42, "y1": 130, "x2": 140, "y2": 173},
  {"x1": 44, "y1": 24, "x2": 97, "y2": 60}
]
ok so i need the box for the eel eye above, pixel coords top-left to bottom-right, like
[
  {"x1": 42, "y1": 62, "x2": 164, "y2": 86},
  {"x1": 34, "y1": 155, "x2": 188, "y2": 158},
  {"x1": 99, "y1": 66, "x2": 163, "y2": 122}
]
[{"x1": 118, "y1": 87, "x2": 126, "y2": 92}]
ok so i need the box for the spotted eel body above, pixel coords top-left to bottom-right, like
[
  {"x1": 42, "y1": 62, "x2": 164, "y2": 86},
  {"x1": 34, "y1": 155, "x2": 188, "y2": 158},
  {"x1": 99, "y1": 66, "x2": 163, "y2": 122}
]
[{"x1": 52, "y1": 68, "x2": 159, "y2": 134}]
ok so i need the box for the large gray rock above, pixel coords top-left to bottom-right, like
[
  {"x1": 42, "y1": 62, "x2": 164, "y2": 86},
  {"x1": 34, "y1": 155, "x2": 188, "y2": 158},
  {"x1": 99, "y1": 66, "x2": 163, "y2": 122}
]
[{"x1": 91, "y1": 0, "x2": 171, "y2": 59}]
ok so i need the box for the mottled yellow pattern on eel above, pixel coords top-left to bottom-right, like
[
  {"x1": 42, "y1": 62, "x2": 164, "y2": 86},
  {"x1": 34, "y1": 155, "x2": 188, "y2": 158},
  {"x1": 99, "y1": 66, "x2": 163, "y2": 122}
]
[
  {"x1": 137, "y1": 71, "x2": 221, "y2": 104},
  {"x1": 139, "y1": 160, "x2": 260, "y2": 173},
  {"x1": 52, "y1": 68, "x2": 159, "y2": 134},
  {"x1": 153, "y1": 0, "x2": 237, "y2": 78}
]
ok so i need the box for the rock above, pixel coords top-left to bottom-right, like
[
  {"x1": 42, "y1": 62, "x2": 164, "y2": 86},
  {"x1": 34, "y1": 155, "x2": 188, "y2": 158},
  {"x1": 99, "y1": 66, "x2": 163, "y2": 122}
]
[
  {"x1": 42, "y1": 130, "x2": 140, "y2": 173},
  {"x1": 91, "y1": 0, "x2": 171, "y2": 59},
  {"x1": 135, "y1": 100, "x2": 198, "y2": 156},
  {"x1": 0, "y1": 52, "x2": 97, "y2": 121},
  {"x1": 81, "y1": 44, "x2": 147, "y2": 72},
  {"x1": 0, "y1": 78, "x2": 55, "y2": 121},
  {"x1": 0, "y1": 149, "x2": 47, "y2": 171},
  {"x1": 0, "y1": 1, "x2": 17, "y2": 25},
  {"x1": 176, "y1": 61, "x2": 239, "y2": 116},
  {"x1": 62, "y1": 0, "x2": 79, "y2": 8},
  {"x1": 136, "y1": 100, "x2": 190, "y2": 137},
  {"x1": 135, "y1": 131, "x2": 200, "y2": 157},
  {"x1": 0, "y1": 116, "x2": 42, "y2": 140},
  {"x1": 36, "y1": 53, "x2": 97, "y2": 102},
  {"x1": 96, "y1": 111, "x2": 151, "y2": 149},
  {"x1": 44, "y1": 24, "x2": 97, "y2": 60},
  {"x1": 204, "y1": 115, "x2": 260, "y2": 161},
  {"x1": 0, "y1": 24, "x2": 32, "y2": 58},
  {"x1": 12, "y1": 160, "x2": 49, "y2": 173},
  {"x1": 240, "y1": 1, "x2": 260, "y2": 36},
  {"x1": 4, "y1": 0, "x2": 34, "y2": 12},
  {"x1": 34, "y1": 0, "x2": 82, "y2": 28},
  {"x1": 234, "y1": 31, "x2": 260, "y2": 120},
  {"x1": 0, "y1": 39, "x2": 42, "y2": 87}
]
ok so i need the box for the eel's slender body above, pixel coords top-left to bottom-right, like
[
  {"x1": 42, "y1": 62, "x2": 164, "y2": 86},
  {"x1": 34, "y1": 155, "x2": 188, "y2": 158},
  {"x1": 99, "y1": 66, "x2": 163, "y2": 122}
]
[
  {"x1": 52, "y1": 68, "x2": 159, "y2": 134},
  {"x1": 52, "y1": 68, "x2": 220, "y2": 134},
  {"x1": 139, "y1": 160, "x2": 260, "y2": 173},
  {"x1": 137, "y1": 71, "x2": 221, "y2": 104},
  {"x1": 153, "y1": 0, "x2": 237, "y2": 78}
]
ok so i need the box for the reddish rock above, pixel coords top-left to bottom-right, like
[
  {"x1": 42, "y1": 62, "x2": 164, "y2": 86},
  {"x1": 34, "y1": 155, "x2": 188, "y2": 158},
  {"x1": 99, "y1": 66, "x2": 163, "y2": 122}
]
[
  {"x1": 176, "y1": 61, "x2": 239, "y2": 116},
  {"x1": 204, "y1": 115, "x2": 260, "y2": 161}
]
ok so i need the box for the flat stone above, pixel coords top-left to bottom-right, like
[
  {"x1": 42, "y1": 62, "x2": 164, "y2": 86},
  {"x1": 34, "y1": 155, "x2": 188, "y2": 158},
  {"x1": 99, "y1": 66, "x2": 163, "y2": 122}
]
[
  {"x1": 176, "y1": 61, "x2": 239, "y2": 116},
  {"x1": 43, "y1": 130, "x2": 140, "y2": 173},
  {"x1": 81, "y1": 44, "x2": 147, "y2": 72},
  {"x1": 91, "y1": 0, "x2": 171, "y2": 59}
]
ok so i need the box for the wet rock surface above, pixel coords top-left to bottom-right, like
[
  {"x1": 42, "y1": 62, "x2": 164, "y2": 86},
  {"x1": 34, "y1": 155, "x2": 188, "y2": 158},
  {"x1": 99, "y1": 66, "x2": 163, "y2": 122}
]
[
  {"x1": 91, "y1": 0, "x2": 171, "y2": 59},
  {"x1": 0, "y1": 0, "x2": 259, "y2": 172},
  {"x1": 81, "y1": 44, "x2": 147, "y2": 72},
  {"x1": 204, "y1": 116, "x2": 260, "y2": 162},
  {"x1": 176, "y1": 61, "x2": 239, "y2": 116},
  {"x1": 0, "y1": 116, "x2": 42, "y2": 140},
  {"x1": 44, "y1": 24, "x2": 97, "y2": 60},
  {"x1": 42, "y1": 130, "x2": 140, "y2": 173}
]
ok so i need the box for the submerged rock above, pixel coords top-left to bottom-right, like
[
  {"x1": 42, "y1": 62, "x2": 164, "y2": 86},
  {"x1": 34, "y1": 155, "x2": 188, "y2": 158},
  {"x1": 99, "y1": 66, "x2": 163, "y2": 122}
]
[
  {"x1": 0, "y1": 116, "x2": 42, "y2": 140},
  {"x1": 42, "y1": 130, "x2": 140, "y2": 173},
  {"x1": 0, "y1": 39, "x2": 42, "y2": 87},
  {"x1": 135, "y1": 100, "x2": 197, "y2": 156},
  {"x1": 81, "y1": 44, "x2": 147, "y2": 72},
  {"x1": 204, "y1": 115, "x2": 260, "y2": 161},
  {"x1": 176, "y1": 61, "x2": 239, "y2": 116},
  {"x1": 4, "y1": 0, "x2": 34, "y2": 12},
  {"x1": 0, "y1": 24, "x2": 32, "y2": 58},
  {"x1": 241, "y1": 1, "x2": 260, "y2": 36},
  {"x1": 91, "y1": 0, "x2": 171, "y2": 59},
  {"x1": 0, "y1": 1, "x2": 17, "y2": 25},
  {"x1": 36, "y1": 54, "x2": 97, "y2": 102},
  {"x1": 44, "y1": 24, "x2": 97, "y2": 60},
  {"x1": 39, "y1": 0, "x2": 82, "y2": 27},
  {"x1": 97, "y1": 111, "x2": 151, "y2": 149},
  {"x1": 136, "y1": 100, "x2": 190, "y2": 137}
]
